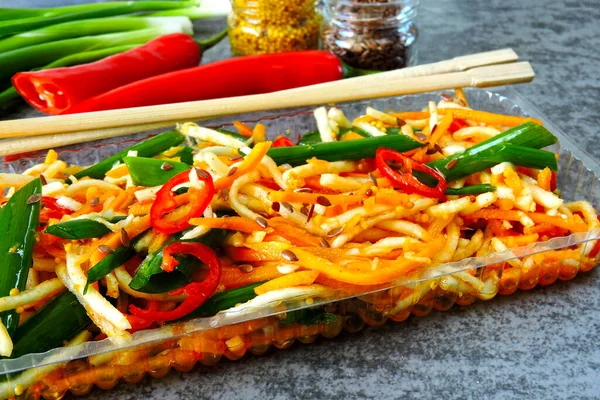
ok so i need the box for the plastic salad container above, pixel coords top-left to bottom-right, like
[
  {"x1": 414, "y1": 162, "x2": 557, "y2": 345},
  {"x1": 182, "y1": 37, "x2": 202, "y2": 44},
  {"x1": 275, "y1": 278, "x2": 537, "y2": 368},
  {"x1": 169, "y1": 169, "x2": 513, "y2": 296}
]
[{"x1": 1, "y1": 87, "x2": 599, "y2": 399}]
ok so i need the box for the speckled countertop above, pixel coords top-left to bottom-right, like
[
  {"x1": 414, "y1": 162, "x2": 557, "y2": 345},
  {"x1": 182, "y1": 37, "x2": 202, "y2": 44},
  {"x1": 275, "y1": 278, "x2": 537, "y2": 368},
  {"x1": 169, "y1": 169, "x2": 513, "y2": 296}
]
[{"x1": 4, "y1": 0, "x2": 600, "y2": 399}]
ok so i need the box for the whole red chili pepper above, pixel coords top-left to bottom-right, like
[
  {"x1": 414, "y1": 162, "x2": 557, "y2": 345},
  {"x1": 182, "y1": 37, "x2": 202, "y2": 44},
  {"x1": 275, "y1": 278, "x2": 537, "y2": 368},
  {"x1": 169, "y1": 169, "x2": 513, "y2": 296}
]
[
  {"x1": 129, "y1": 242, "x2": 221, "y2": 321},
  {"x1": 375, "y1": 148, "x2": 447, "y2": 198},
  {"x1": 64, "y1": 51, "x2": 374, "y2": 114},
  {"x1": 12, "y1": 31, "x2": 226, "y2": 115},
  {"x1": 272, "y1": 136, "x2": 296, "y2": 148},
  {"x1": 150, "y1": 169, "x2": 215, "y2": 235}
]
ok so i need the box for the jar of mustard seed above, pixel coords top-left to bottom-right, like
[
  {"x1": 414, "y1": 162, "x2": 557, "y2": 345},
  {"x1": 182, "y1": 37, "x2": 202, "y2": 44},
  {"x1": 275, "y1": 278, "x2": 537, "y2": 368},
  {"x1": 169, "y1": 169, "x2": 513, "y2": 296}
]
[
  {"x1": 228, "y1": 0, "x2": 321, "y2": 56},
  {"x1": 321, "y1": 0, "x2": 419, "y2": 71}
]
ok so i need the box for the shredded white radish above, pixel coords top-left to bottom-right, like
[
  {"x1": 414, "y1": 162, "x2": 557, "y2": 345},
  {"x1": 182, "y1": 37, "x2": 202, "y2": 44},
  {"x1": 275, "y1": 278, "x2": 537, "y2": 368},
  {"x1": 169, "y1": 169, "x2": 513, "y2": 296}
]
[
  {"x1": 521, "y1": 176, "x2": 563, "y2": 209},
  {"x1": 66, "y1": 179, "x2": 122, "y2": 196},
  {"x1": 134, "y1": 185, "x2": 162, "y2": 202},
  {"x1": 328, "y1": 107, "x2": 352, "y2": 129},
  {"x1": 0, "y1": 319, "x2": 12, "y2": 357},
  {"x1": 366, "y1": 106, "x2": 397, "y2": 125},
  {"x1": 460, "y1": 192, "x2": 498, "y2": 215},
  {"x1": 42, "y1": 181, "x2": 66, "y2": 196},
  {"x1": 428, "y1": 196, "x2": 470, "y2": 217},
  {"x1": 282, "y1": 161, "x2": 356, "y2": 189},
  {"x1": 181, "y1": 123, "x2": 245, "y2": 149},
  {"x1": 376, "y1": 220, "x2": 430, "y2": 240},
  {"x1": 314, "y1": 107, "x2": 335, "y2": 142},
  {"x1": 355, "y1": 121, "x2": 385, "y2": 136},
  {"x1": 454, "y1": 126, "x2": 501, "y2": 141},
  {"x1": 491, "y1": 162, "x2": 515, "y2": 175},
  {"x1": 0, "y1": 278, "x2": 64, "y2": 313},
  {"x1": 0, "y1": 173, "x2": 33, "y2": 188},
  {"x1": 56, "y1": 196, "x2": 82, "y2": 211},
  {"x1": 224, "y1": 285, "x2": 328, "y2": 314},
  {"x1": 229, "y1": 171, "x2": 262, "y2": 220}
]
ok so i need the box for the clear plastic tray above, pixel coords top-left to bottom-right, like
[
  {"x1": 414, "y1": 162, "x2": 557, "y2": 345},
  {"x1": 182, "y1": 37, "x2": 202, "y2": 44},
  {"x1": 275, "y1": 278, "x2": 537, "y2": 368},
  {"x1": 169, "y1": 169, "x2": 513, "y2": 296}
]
[{"x1": 1, "y1": 87, "x2": 599, "y2": 399}]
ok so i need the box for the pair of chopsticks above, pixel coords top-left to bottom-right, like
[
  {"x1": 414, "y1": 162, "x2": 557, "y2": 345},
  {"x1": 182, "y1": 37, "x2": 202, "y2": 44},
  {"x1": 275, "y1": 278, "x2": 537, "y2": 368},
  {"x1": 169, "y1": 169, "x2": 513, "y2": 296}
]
[{"x1": 0, "y1": 48, "x2": 533, "y2": 157}]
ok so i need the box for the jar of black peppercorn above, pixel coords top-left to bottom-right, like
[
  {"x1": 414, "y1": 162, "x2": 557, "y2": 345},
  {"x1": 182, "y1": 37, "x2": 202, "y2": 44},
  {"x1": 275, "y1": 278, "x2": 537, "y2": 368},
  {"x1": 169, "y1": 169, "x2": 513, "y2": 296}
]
[{"x1": 321, "y1": 0, "x2": 419, "y2": 71}]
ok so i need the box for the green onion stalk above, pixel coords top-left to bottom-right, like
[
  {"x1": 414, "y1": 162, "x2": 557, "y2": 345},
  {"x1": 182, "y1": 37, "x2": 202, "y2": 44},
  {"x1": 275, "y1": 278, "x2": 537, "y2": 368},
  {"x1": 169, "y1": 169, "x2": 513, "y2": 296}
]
[{"x1": 0, "y1": 0, "x2": 197, "y2": 36}]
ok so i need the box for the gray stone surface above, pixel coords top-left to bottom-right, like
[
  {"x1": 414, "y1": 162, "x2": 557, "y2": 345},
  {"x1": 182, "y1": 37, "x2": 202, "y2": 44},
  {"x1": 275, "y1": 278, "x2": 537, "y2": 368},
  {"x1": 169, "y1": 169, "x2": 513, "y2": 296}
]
[{"x1": 3, "y1": 0, "x2": 600, "y2": 399}]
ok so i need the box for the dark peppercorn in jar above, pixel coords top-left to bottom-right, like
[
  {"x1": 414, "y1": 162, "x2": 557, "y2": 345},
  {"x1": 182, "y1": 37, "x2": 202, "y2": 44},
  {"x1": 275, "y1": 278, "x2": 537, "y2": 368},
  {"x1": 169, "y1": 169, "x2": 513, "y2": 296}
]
[{"x1": 321, "y1": 0, "x2": 419, "y2": 71}]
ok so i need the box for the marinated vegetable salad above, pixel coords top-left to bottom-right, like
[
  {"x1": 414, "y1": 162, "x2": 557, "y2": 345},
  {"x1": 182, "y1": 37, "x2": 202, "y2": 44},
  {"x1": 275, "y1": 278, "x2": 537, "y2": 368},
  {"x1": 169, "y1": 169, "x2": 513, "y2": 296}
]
[{"x1": 1, "y1": 89, "x2": 599, "y2": 371}]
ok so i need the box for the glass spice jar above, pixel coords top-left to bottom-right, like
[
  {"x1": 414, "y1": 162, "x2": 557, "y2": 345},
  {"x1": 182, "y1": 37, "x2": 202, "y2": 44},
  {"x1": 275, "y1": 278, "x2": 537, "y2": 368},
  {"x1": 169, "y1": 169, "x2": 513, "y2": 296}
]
[
  {"x1": 228, "y1": 0, "x2": 321, "y2": 56},
  {"x1": 321, "y1": 0, "x2": 419, "y2": 71}
]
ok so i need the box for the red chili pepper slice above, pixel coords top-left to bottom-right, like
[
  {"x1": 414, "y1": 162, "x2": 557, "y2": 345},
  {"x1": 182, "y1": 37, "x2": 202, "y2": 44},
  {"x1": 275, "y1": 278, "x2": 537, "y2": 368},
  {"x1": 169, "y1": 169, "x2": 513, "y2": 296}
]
[
  {"x1": 375, "y1": 148, "x2": 447, "y2": 198},
  {"x1": 448, "y1": 118, "x2": 469, "y2": 133},
  {"x1": 272, "y1": 136, "x2": 296, "y2": 148},
  {"x1": 550, "y1": 171, "x2": 557, "y2": 192},
  {"x1": 39, "y1": 196, "x2": 74, "y2": 222},
  {"x1": 129, "y1": 242, "x2": 221, "y2": 322},
  {"x1": 150, "y1": 169, "x2": 215, "y2": 234}
]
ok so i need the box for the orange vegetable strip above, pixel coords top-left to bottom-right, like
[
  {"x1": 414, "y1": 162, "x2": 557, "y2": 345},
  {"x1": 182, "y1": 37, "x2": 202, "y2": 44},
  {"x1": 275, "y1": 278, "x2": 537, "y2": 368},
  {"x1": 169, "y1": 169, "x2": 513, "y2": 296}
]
[
  {"x1": 268, "y1": 191, "x2": 364, "y2": 207},
  {"x1": 497, "y1": 234, "x2": 540, "y2": 247},
  {"x1": 129, "y1": 202, "x2": 152, "y2": 216},
  {"x1": 469, "y1": 209, "x2": 588, "y2": 233},
  {"x1": 252, "y1": 123, "x2": 266, "y2": 143},
  {"x1": 225, "y1": 245, "x2": 281, "y2": 262},
  {"x1": 537, "y1": 167, "x2": 552, "y2": 191},
  {"x1": 291, "y1": 248, "x2": 426, "y2": 285},
  {"x1": 189, "y1": 216, "x2": 266, "y2": 233},
  {"x1": 105, "y1": 164, "x2": 129, "y2": 179},
  {"x1": 437, "y1": 108, "x2": 542, "y2": 126},
  {"x1": 233, "y1": 121, "x2": 253, "y2": 137},
  {"x1": 414, "y1": 112, "x2": 454, "y2": 160},
  {"x1": 214, "y1": 141, "x2": 271, "y2": 191},
  {"x1": 454, "y1": 88, "x2": 469, "y2": 107},
  {"x1": 340, "y1": 131, "x2": 364, "y2": 141},
  {"x1": 220, "y1": 264, "x2": 283, "y2": 289},
  {"x1": 91, "y1": 214, "x2": 151, "y2": 263},
  {"x1": 254, "y1": 270, "x2": 319, "y2": 295}
]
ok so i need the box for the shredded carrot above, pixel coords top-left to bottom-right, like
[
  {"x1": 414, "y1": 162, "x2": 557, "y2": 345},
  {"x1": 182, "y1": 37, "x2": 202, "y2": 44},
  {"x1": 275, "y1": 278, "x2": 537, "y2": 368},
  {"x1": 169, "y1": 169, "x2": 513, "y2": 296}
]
[
  {"x1": 469, "y1": 209, "x2": 588, "y2": 233},
  {"x1": 214, "y1": 141, "x2": 271, "y2": 191},
  {"x1": 389, "y1": 111, "x2": 430, "y2": 120},
  {"x1": 233, "y1": 121, "x2": 253, "y2": 137},
  {"x1": 189, "y1": 216, "x2": 267, "y2": 233},
  {"x1": 105, "y1": 164, "x2": 129, "y2": 179},
  {"x1": 254, "y1": 270, "x2": 319, "y2": 295},
  {"x1": 340, "y1": 131, "x2": 365, "y2": 141},
  {"x1": 537, "y1": 167, "x2": 552, "y2": 191},
  {"x1": 523, "y1": 223, "x2": 568, "y2": 237},
  {"x1": 497, "y1": 234, "x2": 540, "y2": 247},
  {"x1": 252, "y1": 123, "x2": 266, "y2": 143},
  {"x1": 374, "y1": 189, "x2": 410, "y2": 206},
  {"x1": 220, "y1": 264, "x2": 283, "y2": 289},
  {"x1": 414, "y1": 112, "x2": 453, "y2": 159},
  {"x1": 438, "y1": 108, "x2": 542, "y2": 127},
  {"x1": 268, "y1": 190, "x2": 364, "y2": 208},
  {"x1": 503, "y1": 167, "x2": 522, "y2": 193},
  {"x1": 454, "y1": 88, "x2": 469, "y2": 107},
  {"x1": 495, "y1": 198, "x2": 515, "y2": 211},
  {"x1": 91, "y1": 214, "x2": 151, "y2": 263},
  {"x1": 268, "y1": 217, "x2": 322, "y2": 247},
  {"x1": 129, "y1": 201, "x2": 152, "y2": 216},
  {"x1": 225, "y1": 245, "x2": 281, "y2": 262}
]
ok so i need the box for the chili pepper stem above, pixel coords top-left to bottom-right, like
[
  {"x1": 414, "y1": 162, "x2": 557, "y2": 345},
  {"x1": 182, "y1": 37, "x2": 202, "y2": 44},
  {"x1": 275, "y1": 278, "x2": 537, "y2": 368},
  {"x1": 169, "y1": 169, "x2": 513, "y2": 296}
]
[
  {"x1": 196, "y1": 28, "x2": 228, "y2": 53},
  {"x1": 340, "y1": 60, "x2": 380, "y2": 79}
]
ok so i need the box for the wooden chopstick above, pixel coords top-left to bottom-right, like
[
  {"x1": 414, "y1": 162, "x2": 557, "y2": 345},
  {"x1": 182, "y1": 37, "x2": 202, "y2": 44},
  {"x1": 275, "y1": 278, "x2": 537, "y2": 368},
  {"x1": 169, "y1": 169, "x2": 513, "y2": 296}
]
[
  {"x1": 0, "y1": 48, "x2": 519, "y2": 141},
  {"x1": 0, "y1": 59, "x2": 534, "y2": 157}
]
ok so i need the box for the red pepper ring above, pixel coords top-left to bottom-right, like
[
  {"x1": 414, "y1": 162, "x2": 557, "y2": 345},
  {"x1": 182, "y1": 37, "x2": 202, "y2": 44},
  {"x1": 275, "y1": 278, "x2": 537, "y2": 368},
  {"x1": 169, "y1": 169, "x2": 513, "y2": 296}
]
[
  {"x1": 375, "y1": 148, "x2": 447, "y2": 199},
  {"x1": 129, "y1": 242, "x2": 222, "y2": 322},
  {"x1": 150, "y1": 169, "x2": 215, "y2": 235},
  {"x1": 272, "y1": 135, "x2": 296, "y2": 148}
]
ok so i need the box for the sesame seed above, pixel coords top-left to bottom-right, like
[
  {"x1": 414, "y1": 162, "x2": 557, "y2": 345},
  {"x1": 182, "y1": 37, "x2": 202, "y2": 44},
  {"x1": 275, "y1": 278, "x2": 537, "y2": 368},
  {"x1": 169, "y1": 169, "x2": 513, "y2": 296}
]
[
  {"x1": 434, "y1": 143, "x2": 444, "y2": 154},
  {"x1": 431, "y1": 124, "x2": 438, "y2": 134},
  {"x1": 281, "y1": 250, "x2": 299, "y2": 262},
  {"x1": 441, "y1": 93, "x2": 453, "y2": 102},
  {"x1": 195, "y1": 168, "x2": 210, "y2": 179},
  {"x1": 316, "y1": 196, "x2": 331, "y2": 207},
  {"x1": 227, "y1": 166, "x2": 238, "y2": 177},
  {"x1": 426, "y1": 147, "x2": 438, "y2": 155},
  {"x1": 271, "y1": 201, "x2": 281, "y2": 212},
  {"x1": 281, "y1": 202, "x2": 294, "y2": 212},
  {"x1": 416, "y1": 132, "x2": 427, "y2": 142},
  {"x1": 90, "y1": 197, "x2": 100, "y2": 206},
  {"x1": 160, "y1": 162, "x2": 173, "y2": 171},
  {"x1": 326, "y1": 226, "x2": 344, "y2": 238},
  {"x1": 306, "y1": 204, "x2": 315, "y2": 222},
  {"x1": 39, "y1": 174, "x2": 47, "y2": 186},
  {"x1": 368, "y1": 172, "x2": 378, "y2": 186},
  {"x1": 120, "y1": 228, "x2": 130, "y2": 247},
  {"x1": 445, "y1": 159, "x2": 459, "y2": 170},
  {"x1": 238, "y1": 264, "x2": 253, "y2": 273},
  {"x1": 396, "y1": 117, "x2": 406, "y2": 127},
  {"x1": 319, "y1": 238, "x2": 331, "y2": 248},
  {"x1": 220, "y1": 189, "x2": 229, "y2": 201},
  {"x1": 98, "y1": 245, "x2": 115, "y2": 254},
  {"x1": 296, "y1": 188, "x2": 313, "y2": 193},
  {"x1": 300, "y1": 206, "x2": 309, "y2": 216},
  {"x1": 229, "y1": 155, "x2": 244, "y2": 161},
  {"x1": 255, "y1": 216, "x2": 268, "y2": 229},
  {"x1": 26, "y1": 193, "x2": 42, "y2": 205}
]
